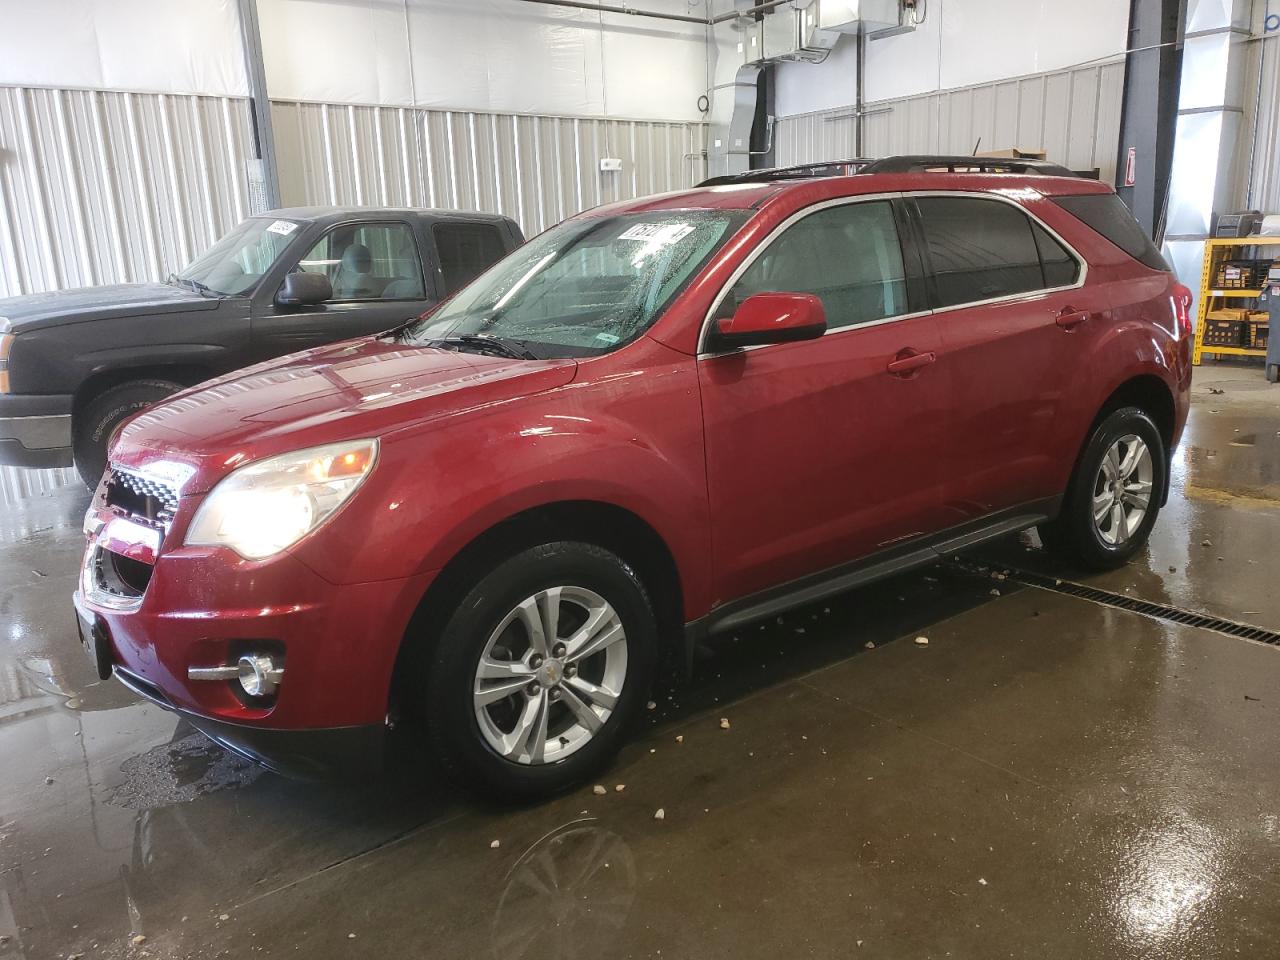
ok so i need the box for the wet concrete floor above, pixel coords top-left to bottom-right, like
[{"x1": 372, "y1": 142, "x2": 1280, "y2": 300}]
[{"x1": 1, "y1": 362, "x2": 1278, "y2": 959}]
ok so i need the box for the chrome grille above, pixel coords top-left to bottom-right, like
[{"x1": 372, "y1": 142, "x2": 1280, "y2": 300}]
[{"x1": 105, "y1": 468, "x2": 179, "y2": 528}]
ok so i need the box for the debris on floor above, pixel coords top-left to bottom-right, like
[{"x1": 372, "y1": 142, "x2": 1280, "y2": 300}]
[
  {"x1": 654, "y1": 808, "x2": 665, "y2": 820},
  {"x1": 719, "y1": 718, "x2": 731, "y2": 730},
  {"x1": 914, "y1": 636, "x2": 929, "y2": 646},
  {"x1": 489, "y1": 839, "x2": 500, "y2": 849},
  {"x1": 675, "y1": 735, "x2": 683, "y2": 743},
  {"x1": 614, "y1": 784, "x2": 626, "y2": 792},
  {"x1": 592, "y1": 784, "x2": 607, "y2": 796},
  {"x1": 864, "y1": 641, "x2": 875, "y2": 649}
]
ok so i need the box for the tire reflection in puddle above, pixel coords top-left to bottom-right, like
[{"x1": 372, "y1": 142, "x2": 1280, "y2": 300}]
[{"x1": 491, "y1": 821, "x2": 636, "y2": 960}]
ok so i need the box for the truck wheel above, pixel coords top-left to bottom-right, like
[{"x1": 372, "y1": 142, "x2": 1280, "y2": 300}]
[
  {"x1": 73, "y1": 379, "x2": 182, "y2": 489},
  {"x1": 424, "y1": 542, "x2": 657, "y2": 801},
  {"x1": 1038, "y1": 406, "x2": 1166, "y2": 572}
]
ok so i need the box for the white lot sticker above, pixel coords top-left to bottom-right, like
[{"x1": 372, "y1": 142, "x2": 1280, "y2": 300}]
[
  {"x1": 266, "y1": 219, "x2": 298, "y2": 236},
  {"x1": 618, "y1": 223, "x2": 695, "y2": 244}
]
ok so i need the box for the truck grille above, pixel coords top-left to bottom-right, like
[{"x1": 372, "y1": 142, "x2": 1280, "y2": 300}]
[{"x1": 105, "y1": 468, "x2": 180, "y2": 529}]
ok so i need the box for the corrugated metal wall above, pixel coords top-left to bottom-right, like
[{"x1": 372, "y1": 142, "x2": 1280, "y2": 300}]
[
  {"x1": 774, "y1": 60, "x2": 1127, "y2": 184},
  {"x1": 0, "y1": 84, "x2": 257, "y2": 501},
  {"x1": 272, "y1": 100, "x2": 709, "y2": 236},
  {"x1": 0, "y1": 85, "x2": 256, "y2": 297}
]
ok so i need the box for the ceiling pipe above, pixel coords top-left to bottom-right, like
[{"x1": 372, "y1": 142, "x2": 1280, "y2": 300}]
[
  {"x1": 510, "y1": 0, "x2": 797, "y2": 27},
  {"x1": 511, "y1": 0, "x2": 709, "y2": 25}
]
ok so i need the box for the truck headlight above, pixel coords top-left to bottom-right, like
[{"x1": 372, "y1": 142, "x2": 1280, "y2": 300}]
[{"x1": 185, "y1": 439, "x2": 378, "y2": 560}]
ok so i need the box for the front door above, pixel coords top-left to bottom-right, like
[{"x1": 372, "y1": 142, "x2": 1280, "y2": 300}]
[
  {"x1": 251, "y1": 220, "x2": 432, "y2": 360},
  {"x1": 699, "y1": 198, "x2": 949, "y2": 607}
]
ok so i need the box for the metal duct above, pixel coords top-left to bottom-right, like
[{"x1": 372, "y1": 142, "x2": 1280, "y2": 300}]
[
  {"x1": 709, "y1": 0, "x2": 915, "y2": 178},
  {"x1": 1161, "y1": 0, "x2": 1252, "y2": 317}
]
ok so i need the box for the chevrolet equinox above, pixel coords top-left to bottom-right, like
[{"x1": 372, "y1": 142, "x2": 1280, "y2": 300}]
[{"x1": 73, "y1": 156, "x2": 1193, "y2": 798}]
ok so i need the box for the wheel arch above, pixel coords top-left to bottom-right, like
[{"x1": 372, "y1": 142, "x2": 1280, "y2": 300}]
[
  {"x1": 390, "y1": 499, "x2": 688, "y2": 715},
  {"x1": 1067, "y1": 373, "x2": 1177, "y2": 508},
  {"x1": 72, "y1": 364, "x2": 212, "y2": 419}
]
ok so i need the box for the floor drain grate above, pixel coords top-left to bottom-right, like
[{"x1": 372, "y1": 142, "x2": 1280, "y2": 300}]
[{"x1": 959, "y1": 564, "x2": 1280, "y2": 646}]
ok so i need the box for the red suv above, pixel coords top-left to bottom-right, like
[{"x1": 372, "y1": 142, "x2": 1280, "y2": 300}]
[{"x1": 74, "y1": 156, "x2": 1192, "y2": 797}]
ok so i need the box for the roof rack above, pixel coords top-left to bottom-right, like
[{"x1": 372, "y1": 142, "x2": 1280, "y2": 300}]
[
  {"x1": 860, "y1": 155, "x2": 1079, "y2": 177},
  {"x1": 697, "y1": 158, "x2": 875, "y2": 187},
  {"x1": 695, "y1": 154, "x2": 1079, "y2": 187}
]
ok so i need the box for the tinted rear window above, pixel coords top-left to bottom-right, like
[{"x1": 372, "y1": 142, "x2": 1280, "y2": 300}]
[
  {"x1": 1052, "y1": 194, "x2": 1169, "y2": 271},
  {"x1": 916, "y1": 197, "x2": 1058, "y2": 307},
  {"x1": 434, "y1": 222, "x2": 509, "y2": 294}
]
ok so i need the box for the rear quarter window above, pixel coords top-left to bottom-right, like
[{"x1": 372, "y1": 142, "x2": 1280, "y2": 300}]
[{"x1": 1051, "y1": 194, "x2": 1170, "y2": 272}]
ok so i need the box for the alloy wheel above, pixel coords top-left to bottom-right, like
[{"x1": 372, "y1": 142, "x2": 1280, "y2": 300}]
[
  {"x1": 473, "y1": 586, "x2": 628, "y2": 765},
  {"x1": 1091, "y1": 434, "x2": 1153, "y2": 546}
]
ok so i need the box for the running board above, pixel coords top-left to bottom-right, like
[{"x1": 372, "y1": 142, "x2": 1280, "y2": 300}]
[{"x1": 691, "y1": 507, "x2": 1054, "y2": 640}]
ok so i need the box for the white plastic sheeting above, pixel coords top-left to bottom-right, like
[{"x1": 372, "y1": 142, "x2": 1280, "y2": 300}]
[
  {"x1": 257, "y1": 0, "x2": 712, "y2": 122},
  {"x1": 0, "y1": 0, "x2": 248, "y2": 97}
]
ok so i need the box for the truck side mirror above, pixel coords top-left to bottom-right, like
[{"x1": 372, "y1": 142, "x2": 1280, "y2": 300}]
[{"x1": 276, "y1": 272, "x2": 332, "y2": 307}]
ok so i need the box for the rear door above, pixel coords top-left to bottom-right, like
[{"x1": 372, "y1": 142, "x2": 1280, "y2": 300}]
[
  {"x1": 431, "y1": 220, "x2": 515, "y2": 299},
  {"x1": 250, "y1": 219, "x2": 432, "y2": 359},
  {"x1": 907, "y1": 193, "x2": 1089, "y2": 522},
  {"x1": 699, "y1": 197, "x2": 950, "y2": 605}
]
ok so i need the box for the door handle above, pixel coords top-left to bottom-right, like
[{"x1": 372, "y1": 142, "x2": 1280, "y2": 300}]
[
  {"x1": 886, "y1": 350, "x2": 937, "y2": 375},
  {"x1": 1055, "y1": 307, "x2": 1090, "y2": 329}
]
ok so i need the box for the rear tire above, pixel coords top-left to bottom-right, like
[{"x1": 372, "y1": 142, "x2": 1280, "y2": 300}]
[
  {"x1": 73, "y1": 380, "x2": 182, "y2": 489},
  {"x1": 424, "y1": 541, "x2": 657, "y2": 801},
  {"x1": 1038, "y1": 406, "x2": 1166, "y2": 572}
]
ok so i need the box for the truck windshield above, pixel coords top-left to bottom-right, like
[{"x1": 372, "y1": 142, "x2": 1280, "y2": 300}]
[
  {"x1": 403, "y1": 210, "x2": 747, "y2": 358},
  {"x1": 172, "y1": 217, "x2": 300, "y2": 296}
]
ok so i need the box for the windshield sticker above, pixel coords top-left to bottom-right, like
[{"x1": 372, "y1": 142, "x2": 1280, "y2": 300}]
[
  {"x1": 594, "y1": 332, "x2": 621, "y2": 344},
  {"x1": 266, "y1": 219, "x2": 299, "y2": 236},
  {"x1": 618, "y1": 223, "x2": 695, "y2": 244}
]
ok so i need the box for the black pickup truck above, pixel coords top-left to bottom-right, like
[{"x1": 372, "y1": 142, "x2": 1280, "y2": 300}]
[{"x1": 0, "y1": 206, "x2": 523, "y2": 485}]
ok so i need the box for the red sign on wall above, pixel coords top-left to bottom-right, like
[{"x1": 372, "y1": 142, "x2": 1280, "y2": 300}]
[{"x1": 1124, "y1": 146, "x2": 1137, "y2": 187}]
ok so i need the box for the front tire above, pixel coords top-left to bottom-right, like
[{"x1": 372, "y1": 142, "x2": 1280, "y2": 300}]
[
  {"x1": 73, "y1": 379, "x2": 182, "y2": 489},
  {"x1": 1039, "y1": 406, "x2": 1166, "y2": 571},
  {"x1": 424, "y1": 542, "x2": 657, "y2": 801}
]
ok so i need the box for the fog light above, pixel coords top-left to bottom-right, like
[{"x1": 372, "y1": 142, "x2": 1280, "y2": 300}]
[{"x1": 237, "y1": 654, "x2": 282, "y2": 697}]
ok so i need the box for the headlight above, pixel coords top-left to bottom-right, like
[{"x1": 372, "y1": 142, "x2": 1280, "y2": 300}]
[{"x1": 185, "y1": 439, "x2": 378, "y2": 560}]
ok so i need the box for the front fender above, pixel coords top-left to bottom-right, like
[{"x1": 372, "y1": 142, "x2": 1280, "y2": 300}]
[{"x1": 289, "y1": 345, "x2": 713, "y2": 620}]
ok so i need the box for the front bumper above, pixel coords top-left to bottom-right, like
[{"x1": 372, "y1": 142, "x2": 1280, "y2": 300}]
[
  {"x1": 0, "y1": 394, "x2": 74, "y2": 468},
  {"x1": 113, "y1": 664, "x2": 385, "y2": 779},
  {"x1": 76, "y1": 501, "x2": 434, "y2": 778}
]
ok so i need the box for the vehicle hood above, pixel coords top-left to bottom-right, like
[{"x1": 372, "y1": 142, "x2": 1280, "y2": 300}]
[
  {"x1": 110, "y1": 336, "x2": 578, "y2": 493},
  {"x1": 0, "y1": 282, "x2": 219, "y2": 332}
]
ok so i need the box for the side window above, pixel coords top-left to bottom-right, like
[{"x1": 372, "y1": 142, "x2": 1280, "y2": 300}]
[
  {"x1": 434, "y1": 222, "x2": 508, "y2": 295},
  {"x1": 295, "y1": 222, "x2": 425, "y2": 302},
  {"x1": 915, "y1": 197, "x2": 1050, "y2": 307},
  {"x1": 730, "y1": 200, "x2": 908, "y2": 331},
  {"x1": 1032, "y1": 222, "x2": 1081, "y2": 288}
]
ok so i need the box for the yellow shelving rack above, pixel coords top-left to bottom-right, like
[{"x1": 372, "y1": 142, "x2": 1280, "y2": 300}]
[{"x1": 1193, "y1": 236, "x2": 1280, "y2": 365}]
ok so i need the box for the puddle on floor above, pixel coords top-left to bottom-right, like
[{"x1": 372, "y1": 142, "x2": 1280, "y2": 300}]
[{"x1": 108, "y1": 728, "x2": 264, "y2": 808}]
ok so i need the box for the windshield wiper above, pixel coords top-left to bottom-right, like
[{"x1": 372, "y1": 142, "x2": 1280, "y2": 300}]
[
  {"x1": 167, "y1": 274, "x2": 217, "y2": 297},
  {"x1": 425, "y1": 334, "x2": 540, "y2": 361}
]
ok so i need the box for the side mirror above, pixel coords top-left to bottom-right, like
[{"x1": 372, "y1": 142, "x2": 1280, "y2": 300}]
[
  {"x1": 275, "y1": 272, "x2": 332, "y2": 307},
  {"x1": 708, "y1": 292, "x2": 827, "y2": 350}
]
